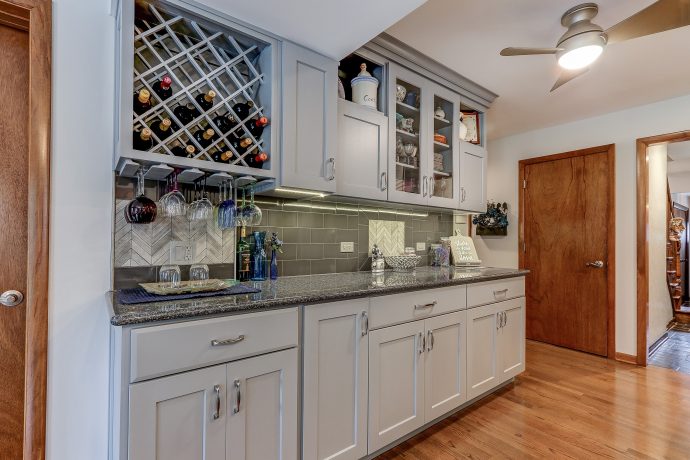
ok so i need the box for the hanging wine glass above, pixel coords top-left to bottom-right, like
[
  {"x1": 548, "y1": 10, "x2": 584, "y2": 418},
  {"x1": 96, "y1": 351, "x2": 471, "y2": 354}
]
[
  {"x1": 159, "y1": 171, "x2": 187, "y2": 217},
  {"x1": 217, "y1": 179, "x2": 236, "y2": 229},
  {"x1": 242, "y1": 184, "x2": 262, "y2": 226},
  {"x1": 125, "y1": 168, "x2": 157, "y2": 224},
  {"x1": 235, "y1": 187, "x2": 248, "y2": 227},
  {"x1": 189, "y1": 178, "x2": 213, "y2": 221}
]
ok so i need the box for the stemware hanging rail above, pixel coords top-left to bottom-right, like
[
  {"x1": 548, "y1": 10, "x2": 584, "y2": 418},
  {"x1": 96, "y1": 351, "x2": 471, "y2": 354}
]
[{"x1": 129, "y1": 2, "x2": 271, "y2": 169}]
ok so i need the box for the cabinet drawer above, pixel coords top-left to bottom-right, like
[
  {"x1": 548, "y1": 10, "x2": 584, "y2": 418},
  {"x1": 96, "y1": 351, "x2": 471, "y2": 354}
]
[
  {"x1": 130, "y1": 308, "x2": 298, "y2": 382},
  {"x1": 467, "y1": 277, "x2": 525, "y2": 308},
  {"x1": 369, "y1": 286, "x2": 466, "y2": 330}
]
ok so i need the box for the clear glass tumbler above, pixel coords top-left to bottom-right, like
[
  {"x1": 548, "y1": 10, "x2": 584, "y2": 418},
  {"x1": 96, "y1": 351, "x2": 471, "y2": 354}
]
[
  {"x1": 189, "y1": 264, "x2": 210, "y2": 285},
  {"x1": 159, "y1": 264, "x2": 181, "y2": 288}
]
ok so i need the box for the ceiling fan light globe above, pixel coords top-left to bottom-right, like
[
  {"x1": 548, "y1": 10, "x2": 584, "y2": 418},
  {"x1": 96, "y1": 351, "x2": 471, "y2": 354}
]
[{"x1": 558, "y1": 44, "x2": 603, "y2": 69}]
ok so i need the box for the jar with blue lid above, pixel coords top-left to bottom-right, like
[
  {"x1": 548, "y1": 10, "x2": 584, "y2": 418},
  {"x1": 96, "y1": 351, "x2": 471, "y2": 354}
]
[{"x1": 351, "y1": 63, "x2": 379, "y2": 109}]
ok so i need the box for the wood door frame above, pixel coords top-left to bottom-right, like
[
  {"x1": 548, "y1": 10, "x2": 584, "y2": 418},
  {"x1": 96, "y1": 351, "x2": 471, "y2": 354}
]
[
  {"x1": 0, "y1": 0, "x2": 51, "y2": 457},
  {"x1": 636, "y1": 131, "x2": 690, "y2": 366},
  {"x1": 518, "y1": 144, "x2": 616, "y2": 360}
]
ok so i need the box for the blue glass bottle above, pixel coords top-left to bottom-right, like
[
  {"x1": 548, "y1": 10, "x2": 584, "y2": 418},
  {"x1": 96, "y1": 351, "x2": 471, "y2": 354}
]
[
  {"x1": 250, "y1": 231, "x2": 267, "y2": 281},
  {"x1": 270, "y1": 250, "x2": 279, "y2": 280}
]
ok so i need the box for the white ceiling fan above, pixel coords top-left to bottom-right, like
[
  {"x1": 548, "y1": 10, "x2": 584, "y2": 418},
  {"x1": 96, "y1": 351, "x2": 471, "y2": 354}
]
[{"x1": 500, "y1": 0, "x2": 690, "y2": 91}]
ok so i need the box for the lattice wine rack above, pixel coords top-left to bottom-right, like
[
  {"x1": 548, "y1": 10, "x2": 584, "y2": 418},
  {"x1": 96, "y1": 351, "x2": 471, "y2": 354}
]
[{"x1": 115, "y1": 0, "x2": 279, "y2": 182}]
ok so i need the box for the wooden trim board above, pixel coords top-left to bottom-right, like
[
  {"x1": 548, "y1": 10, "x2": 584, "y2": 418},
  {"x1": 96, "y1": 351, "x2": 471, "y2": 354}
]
[
  {"x1": 636, "y1": 130, "x2": 690, "y2": 367},
  {"x1": 0, "y1": 0, "x2": 52, "y2": 457},
  {"x1": 518, "y1": 144, "x2": 616, "y2": 359}
]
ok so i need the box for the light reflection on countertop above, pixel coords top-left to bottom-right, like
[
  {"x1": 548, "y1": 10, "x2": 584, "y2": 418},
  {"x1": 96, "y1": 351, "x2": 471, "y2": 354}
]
[{"x1": 108, "y1": 266, "x2": 528, "y2": 326}]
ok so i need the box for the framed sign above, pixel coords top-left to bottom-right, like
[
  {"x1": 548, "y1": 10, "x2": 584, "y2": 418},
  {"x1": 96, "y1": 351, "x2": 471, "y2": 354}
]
[
  {"x1": 449, "y1": 235, "x2": 481, "y2": 266},
  {"x1": 461, "y1": 111, "x2": 480, "y2": 145}
]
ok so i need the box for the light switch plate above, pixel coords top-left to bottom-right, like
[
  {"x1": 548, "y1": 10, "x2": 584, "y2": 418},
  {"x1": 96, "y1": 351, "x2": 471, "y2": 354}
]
[
  {"x1": 170, "y1": 241, "x2": 194, "y2": 264},
  {"x1": 340, "y1": 241, "x2": 354, "y2": 253},
  {"x1": 416, "y1": 242, "x2": 426, "y2": 251}
]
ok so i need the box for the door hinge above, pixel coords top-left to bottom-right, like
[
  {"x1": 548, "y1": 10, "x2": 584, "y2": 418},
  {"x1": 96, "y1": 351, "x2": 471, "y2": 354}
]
[{"x1": 523, "y1": 179, "x2": 527, "y2": 189}]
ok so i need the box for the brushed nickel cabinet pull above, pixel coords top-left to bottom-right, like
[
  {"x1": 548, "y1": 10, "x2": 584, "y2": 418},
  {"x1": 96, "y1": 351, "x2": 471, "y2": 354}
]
[
  {"x1": 418, "y1": 332, "x2": 425, "y2": 354},
  {"x1": 493, "y1": 288, "x2": 508, "y2": 299},
  {"x1": 211, "y1": 335, "x2": 245, "y2": 347},
  {"x1": 427, "y1": 329, "x2": 434, "y2": 351},
  {"x1": 213, "y1": 384, "x2": 221, "y2": 420},
  {"x1": 327, "y1": 157, "x2": 336, "y2": 181},
  {"x1": 233, "y1": 379, "x2": 241, "y2": 414},
  {"x1": 414, "y1": 300, "x2": 437, "y2": 310},
  {"x1": 361, "y1": 311, "x2": 369, "y2": 336}
]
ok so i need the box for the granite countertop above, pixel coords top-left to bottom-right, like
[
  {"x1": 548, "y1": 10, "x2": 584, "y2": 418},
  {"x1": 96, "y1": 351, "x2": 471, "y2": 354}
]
[{"x1": 108, "y1": 266, "x2": 529, "y2": 326}]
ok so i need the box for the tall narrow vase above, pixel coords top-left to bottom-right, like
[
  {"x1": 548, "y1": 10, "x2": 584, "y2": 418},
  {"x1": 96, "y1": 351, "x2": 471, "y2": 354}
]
[
  {"x1": 270, "y1": 250, "x2": 278, "y2": 280},
  {"x1": 250, "y1": 231, "x2": 267, "y2": 281}
]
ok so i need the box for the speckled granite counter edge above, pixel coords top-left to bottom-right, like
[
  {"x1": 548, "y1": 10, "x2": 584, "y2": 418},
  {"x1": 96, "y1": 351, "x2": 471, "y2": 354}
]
[{"x1": 109, "y1": 269, "x2": 529, "y2": 326}]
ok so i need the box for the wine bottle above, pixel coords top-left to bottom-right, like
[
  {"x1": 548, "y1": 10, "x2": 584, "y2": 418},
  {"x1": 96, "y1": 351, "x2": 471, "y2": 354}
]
[
  {"x1": 133, "y1": 89, "x2": 152, "y2": 115},
  {"x1": 230, "y1": 137, "x2": 253, "y2": 155},
  {"x1": 195, "y1": 90, "x2": 216, "y2": 111},
  {"x1": 151, "y1": 118, "x2": 173, "y2": 140},
  {"x1": 247, "y1": 116, "x2": 269, "y2": 139},
  {"x1": 211, "y1": 150, "x2": 233, "y2": 163},
  {"x1": 236, "y1": 226, "x2": 251, "y2": 281},
  {"x1": 172, "y1": 103, "x2": 198, "y2": 125},
  {"x1": 247, "y1": 151, "x2": 269, "y2": 169},
  {"x1": 232, "y1": 100, "x2": 254, "y2": 120},
  {"x1": 212, "y1": 113, "x2": 238, "y2": 134},
  {"x1": 171, "y1": 143, "x2": 196, "y2": 158},
  {"x1": 193, "y1": 128, "x2": 216, "y2": 148},
  {"x1": 151, "y1": 75, "x2": 173, "y2": 100},
  {"x1": 133, "y1": 127, "x2": 153, "y2": 151}
]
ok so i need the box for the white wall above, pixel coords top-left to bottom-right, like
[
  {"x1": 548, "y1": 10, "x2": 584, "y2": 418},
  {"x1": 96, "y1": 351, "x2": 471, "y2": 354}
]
[
  {"x1": 47, "y1": 0, "x2": 114, "y2": 459},
  {"x1": 476, "y1": 93, "x2": 690, "y2": 356},
  {"x1": 669, "y1": 172, "x2": 690, "y2": 194},
  {"x1": 648, "y1": 145, "x2": 673, "y2": 346}
]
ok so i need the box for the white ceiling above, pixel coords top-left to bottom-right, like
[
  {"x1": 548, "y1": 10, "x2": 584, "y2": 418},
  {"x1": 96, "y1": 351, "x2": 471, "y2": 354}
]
[
  {"x1": 386, "y1": 0, "x2": 690, "y2": 140},
  {"x1": 196, "y1": 0, "x2": 427, "y2": 59}
]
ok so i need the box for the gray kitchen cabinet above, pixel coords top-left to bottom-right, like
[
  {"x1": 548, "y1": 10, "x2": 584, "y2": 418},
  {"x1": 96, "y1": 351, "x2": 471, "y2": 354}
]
[
  {"x1": 426, "y1": 84, "x2": 461, "y2": 209},
  {"x1": 281, "y1": 42, "x2": 338, "y2": 193},
  {"x1": 128, "y1": 364, "x2": 227, "y2": 460},
  {"x1": 302, "y1": 299, "x2": 369, "y2": 460},
  {"x1": 459, "y1": 141, "x2": 487, "y2": 213},
  {"x1": 336, "y1": 100, "x2": 389, "y2": 201}
]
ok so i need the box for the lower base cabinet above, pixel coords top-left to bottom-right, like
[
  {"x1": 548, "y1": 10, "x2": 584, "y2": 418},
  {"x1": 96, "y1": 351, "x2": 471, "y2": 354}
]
[
  {"x1": 466, "y1": 298, "x2": 525, "y2": 400},
  {"x1": 129, "y1": 348, "x2": 297, "y2": 460}
]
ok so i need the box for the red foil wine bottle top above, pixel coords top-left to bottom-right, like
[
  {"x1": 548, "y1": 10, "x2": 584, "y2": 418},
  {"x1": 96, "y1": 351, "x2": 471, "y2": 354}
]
[{"x1": 161, "y1": 75, "x2": 172, "y2": 88}]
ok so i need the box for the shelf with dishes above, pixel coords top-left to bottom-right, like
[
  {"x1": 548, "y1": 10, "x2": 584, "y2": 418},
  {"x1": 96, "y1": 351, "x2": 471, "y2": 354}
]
[{"x1": 118, "y1": 0, "x2": 278, "y2": 181}]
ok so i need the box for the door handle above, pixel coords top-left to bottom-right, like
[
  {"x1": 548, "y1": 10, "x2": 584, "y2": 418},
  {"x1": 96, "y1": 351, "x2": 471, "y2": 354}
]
[
  {"x1": 418, "y1": 332, "x2": 425, "y2": 354},
  {"x1": 461, "y1": 187, "x2": 466, "y2": 202},
  {"x1": 414, "y1": 300, "x2": 437, "y2": 310},
  {"x1": 586, "y1": 260, "x2": 604, "y2": 268},
  {"x1": 422, "y1": 176, "x2": 428, "y2": 197},
  {"x1": 213, "y1": 384, "x2": 221, "y2": 420},
  {"x1": 380, "y1": 172, "x2": 388, "y2": 191},
  {"x1": 233, "y1": 379, "x2": 241, "y2": 414},
  {"x1": 326, "y1": 157, "x2": 336, "y2": 181},
  {"x1": 427, "y1": 329, "x2": 434, "y2": 351},
  {"x1": 361, "y1": 311, "x2": 369, "y2": 336},
  {"x1": 0, "y1": 290, "x2": 23, "y2": 307},
  {"x1": 211, "y1": 335, "x2": 245, "y2": 347}
]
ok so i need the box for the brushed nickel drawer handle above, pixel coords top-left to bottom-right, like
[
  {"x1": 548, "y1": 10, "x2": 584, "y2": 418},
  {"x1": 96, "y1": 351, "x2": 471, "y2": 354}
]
[
  {"x1": 493, "y1": 289, "x2": 508, "y2": 298},
  {"x1": 211, "y1": 335, "x2": 245, "y2": 347},
  {"x1": 414, "y1": 300, "x2": 437, "y2": 310}
]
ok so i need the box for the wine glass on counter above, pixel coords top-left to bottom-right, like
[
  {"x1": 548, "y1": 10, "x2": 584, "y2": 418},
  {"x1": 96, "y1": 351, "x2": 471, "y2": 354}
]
[{"x1": 159, "y1": 172, "x2": 187, "y2": 217}]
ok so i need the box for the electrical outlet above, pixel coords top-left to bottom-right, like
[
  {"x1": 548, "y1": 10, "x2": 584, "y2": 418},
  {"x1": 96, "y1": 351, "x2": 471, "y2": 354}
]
[
  {"x1": 170, "y1": 241, "x2": 195, "y2": 264},
  {"x1": 416, "y1": 242, "x2": 426, "y2": 251},
  {"x1": 340, "y1": 241, "x2": 354, "y2": 253}
]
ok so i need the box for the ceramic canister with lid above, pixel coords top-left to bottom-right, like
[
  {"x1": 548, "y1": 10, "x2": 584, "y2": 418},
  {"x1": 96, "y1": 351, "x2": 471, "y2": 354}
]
[{"x1": 351, "y1": 63, "x2": 379, "y2": 109}]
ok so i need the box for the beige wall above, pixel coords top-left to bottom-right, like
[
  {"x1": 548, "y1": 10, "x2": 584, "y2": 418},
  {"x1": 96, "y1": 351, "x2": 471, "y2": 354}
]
[
  {"x1": 648, "y1": 145, "x2": 673, "y2": 346},
  {"x1": 476, "y1": 93, "x2": 690, "y2": 356}
]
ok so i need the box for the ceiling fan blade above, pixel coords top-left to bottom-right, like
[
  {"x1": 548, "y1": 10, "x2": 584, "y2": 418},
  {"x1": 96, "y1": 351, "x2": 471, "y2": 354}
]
[
  {"x1": 500, "y1": 47, "x2": 561, "y2": 56},
  {"x1": 605, "y1": 0, "x2": 690, "y2": 45},
  {"x1": 550, "y1": 67, "x2": 589, "y2": 92}
]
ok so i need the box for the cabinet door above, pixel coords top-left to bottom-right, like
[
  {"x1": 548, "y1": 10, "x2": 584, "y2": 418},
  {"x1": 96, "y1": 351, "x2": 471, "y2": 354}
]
[
  {"x1": 466, "y1": 303, "x2": 502, "y2": 400},
  {"x1": 226, "y1": 349, "x2": 298, "y2": 460},
  {"x1": 282, "y1": 42, "x2": 338, "y2": 192},
  {"x1": 128, "y1": 365, "x2": 226, "y2": 460},
  {"x1": 368, "y1": 321, "x2": 425, "y2": 453},
  {"x1": 427, "y1": 84, "x2": 460, "y2": 209},
  {"x1": 424, "y1": 311, "x2": 467, "y2": 422},
  {"x1": 459, "y1": 141, "x2": 487, "y2": 212},
  {"x1": 302, "y1": 300, "x2": 369, "y2": 460},
  {"x1": 499, "y1": 298, "x2": 526, "y2": 382},
  {"x1": 336, "y1": 100, "x2": 389, "y2": 201},
  {"x1": 388, "y1": 63, "x2": 429, "y2": 206}
]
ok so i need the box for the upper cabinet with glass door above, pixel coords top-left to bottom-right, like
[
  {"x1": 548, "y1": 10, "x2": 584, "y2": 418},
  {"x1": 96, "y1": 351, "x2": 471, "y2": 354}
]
[
  {"x1": 388, "y1": 64, "x2": 428, "y2": 206},
  {"x1": 427, "y1": 84, "x2": 460, "y2": 208}
]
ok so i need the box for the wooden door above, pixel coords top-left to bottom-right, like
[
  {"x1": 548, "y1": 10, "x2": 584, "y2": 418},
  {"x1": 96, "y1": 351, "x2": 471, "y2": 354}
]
[
  {"x1": 521, "y1": 146, "x2": 613, "y2": 356},
  {"x1": 368, "y1": 321, "x2": 425, "y2": 454},
  {"x1": 302, "y1": 300, "x2": 368, "y2": 460},
  {"x1": 498, "y1": 298, "x2": 526, "y2": 382},
  {"x1": 128, "y1": 365, "x2": 227, "y2": 460},
  {"x1": 672, "y1": 203, "x2": 689, "y2": 301},
  {"x1": 466, "y1": 303, "x2": 501, "y2": 400},
  {"x1": 423, "y1": 311, "x2": 467, "y2": 422},
  {"x1": 281, "y1": 42, "x2": 338, "y2": 193},
  {"x1": 226, "y1": 349, "x2": 298, "y2": 460},
  {"x1": 335, "y1": 101, "x2": 388, "y2": 201}
]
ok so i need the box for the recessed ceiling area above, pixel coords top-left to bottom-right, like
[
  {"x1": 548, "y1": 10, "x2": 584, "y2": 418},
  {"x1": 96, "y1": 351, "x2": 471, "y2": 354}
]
[
  {"x1": 386, "y1": 0, "x2": 690, "y2": 140},
  {"x1": 196, "y1": 0, "x2": 427, "y2": 59}
]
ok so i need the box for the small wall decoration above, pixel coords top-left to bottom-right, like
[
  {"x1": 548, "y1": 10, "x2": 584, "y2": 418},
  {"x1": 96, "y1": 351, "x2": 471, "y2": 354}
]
[
  {"x1": 461, "y1": 111, "x2": 480, "y2": 145},
  {"x1": 473, "y1": 201, "x2": 509, "y2": 236},
  {"x1": 449, "y1": 235, "x2": 481, "y2": 267}
]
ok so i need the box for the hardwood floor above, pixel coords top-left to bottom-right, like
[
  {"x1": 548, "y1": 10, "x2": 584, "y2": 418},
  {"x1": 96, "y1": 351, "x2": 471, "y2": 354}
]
[{"x1": 376, "y1": 340, "x2": 690, "y2": 459}]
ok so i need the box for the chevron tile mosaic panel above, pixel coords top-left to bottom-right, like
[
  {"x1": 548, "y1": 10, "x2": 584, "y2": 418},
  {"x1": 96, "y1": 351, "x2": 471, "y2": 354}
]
[
  {"x1": 368, "y1": 220, "x2": 405, "y2": 256},
  {"x1": 114, "y1": 199, "x2": 235, "y2": 267}
]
